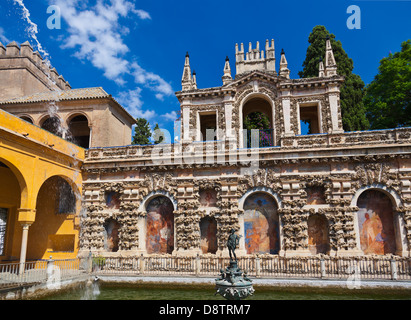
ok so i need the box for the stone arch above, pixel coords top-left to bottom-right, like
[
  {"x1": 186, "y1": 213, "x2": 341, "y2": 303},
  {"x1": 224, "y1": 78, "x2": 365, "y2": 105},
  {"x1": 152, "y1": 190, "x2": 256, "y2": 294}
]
[
  {"x1": 351, "y1": 184, "x2": 402, "y2": 209},
  {"x1": 240, "y1": 190, "x2": 280, "y2": 254},
  {"x1": 239, "y1": 92, "x2": 276, "y2": 148},
  {"x1": 18, "y1": 114, "x2": 34, "y2": 124},
  {"x1": 28, "y1": 175, "x2": 79, "y2": 259},
  {"x1": 353, "y1": 186, "x2": 406, "y2": 256},
  {"x1": 66, "y1": 112, "x2": 91, "y2": 148},
  {"x1": 39, "y1": 114, "x2": 64, "y2": 137},
  {"x1": 239, "y1": 186, "x2": 282, "y2": 210},
  {"x1": 138, "y1": 190, "x2": 178, "y2": 213},
  {"x1": 0, "y1": 157, "x2": 28, "y2": 209},
  {"x1": 0, "y1": 159, "x2": 26, "y2": 258}
]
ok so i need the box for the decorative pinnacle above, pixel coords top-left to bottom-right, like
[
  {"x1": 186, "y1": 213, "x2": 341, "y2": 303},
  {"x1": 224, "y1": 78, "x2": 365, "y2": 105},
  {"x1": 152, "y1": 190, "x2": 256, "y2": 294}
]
[
  {"x1": 226, "y1": 56, "x2": 229, "y2": 61},
  {"x1": 186, "y1": 52, "x2": 189, "y2": 58}
]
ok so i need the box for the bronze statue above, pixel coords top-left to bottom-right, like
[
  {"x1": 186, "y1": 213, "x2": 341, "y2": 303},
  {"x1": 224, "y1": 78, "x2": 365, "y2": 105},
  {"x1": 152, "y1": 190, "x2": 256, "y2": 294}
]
[{"x1": 227, "y1": 229, "x2": 242, "y2": 261}]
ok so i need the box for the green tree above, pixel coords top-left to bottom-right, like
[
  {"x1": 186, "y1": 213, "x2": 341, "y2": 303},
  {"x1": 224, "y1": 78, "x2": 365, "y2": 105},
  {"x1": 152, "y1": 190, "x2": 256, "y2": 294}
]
[
  {"x1": 132, "y1": 118, "x2": 151, "y2": 145},
  {"x1": 152, "y1": 123, "x2": 165, "y2": 144},
  {"x1": 299, "y1": 25, "x2": 370, "y2": 132},
  {"x1": 364, "y1": 40, "x2": 411, "y2": 129},
  {"x1": 243, "y1": 112, "x2": 271, "y2": 130}
]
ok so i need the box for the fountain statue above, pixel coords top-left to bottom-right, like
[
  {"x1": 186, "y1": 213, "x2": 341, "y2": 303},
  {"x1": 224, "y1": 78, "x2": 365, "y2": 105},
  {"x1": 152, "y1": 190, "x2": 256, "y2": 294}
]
[{"x1": 215, "y1": 229, "x2": 254, "y2": 300}]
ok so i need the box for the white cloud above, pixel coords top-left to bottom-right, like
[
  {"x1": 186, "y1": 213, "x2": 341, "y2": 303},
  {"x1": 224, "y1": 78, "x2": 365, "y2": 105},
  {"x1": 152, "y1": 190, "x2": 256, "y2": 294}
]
[
  {"x1": 116, "y1": 88, "x2": 157, "y2": 120},
  {"x1": 52, "y1": 0, "x2": 174, "y2": 117},
  {"x1": 131, "y1": 62, "x2": 174, "y2": 99},
  {"x1": 162, "y1": 111, "x2": 178, "y2": 122}
]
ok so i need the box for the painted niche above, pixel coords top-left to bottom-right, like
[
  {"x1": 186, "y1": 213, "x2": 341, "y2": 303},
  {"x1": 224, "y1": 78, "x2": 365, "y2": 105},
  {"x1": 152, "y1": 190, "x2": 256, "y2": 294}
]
[
  {"x1": 200, "y1": 216, "x2": 218, "y2": 254},
  {"x1": 146, "y1": 196, "x2": 174, "y2": 254},
  {"x1": 103, "y1": 218, "x2": 120, "y2": 252},
  {"x1": 105, "y1": 191, "x2": 121, "y2": 209},
  {"x1": 243, "y1": 193, "x2": 280, "y2": 254},
  {"x1": 306, "y1": 186, "x2": 326, "y2": 205},
  {"x1": 357, "y1": 190, "x2": 396, "y2": 255},
  {"x1": 307, "y1": 215, "x2": 330, "y2": 255},
  {"x1": 199, "y1": 189, "x2": 218, "y2": 208}
]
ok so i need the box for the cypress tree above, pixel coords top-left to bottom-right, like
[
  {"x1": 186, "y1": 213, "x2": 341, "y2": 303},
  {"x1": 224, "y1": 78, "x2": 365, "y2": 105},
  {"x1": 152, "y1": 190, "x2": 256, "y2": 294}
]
[
  {"x1": 299, "y1": 25, "x2": 370, "y2": 132},
  {"x1": 132, "y1": 118, "x2": 151, "y2": 145}
]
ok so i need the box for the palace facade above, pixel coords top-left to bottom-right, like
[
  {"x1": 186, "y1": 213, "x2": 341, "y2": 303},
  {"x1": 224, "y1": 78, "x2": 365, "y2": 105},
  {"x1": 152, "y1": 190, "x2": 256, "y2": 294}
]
[
  {"x1": 0, "y1": 37, "x2": 410, "y2": 266},
  {"x1": 80, "y1": 38, "x2": 411, "y2": 258}
]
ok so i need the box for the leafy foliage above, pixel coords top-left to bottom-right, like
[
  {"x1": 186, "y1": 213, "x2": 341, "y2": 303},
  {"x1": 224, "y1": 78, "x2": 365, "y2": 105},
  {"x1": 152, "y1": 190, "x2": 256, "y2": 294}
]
[
  {"x1": 132, "y1": 118, "x2": 151, "y2": 145},
  {"x1": 364, "y1": 40, "x2": 411, "y2": 129},
  {"x1": 299, "y1": 25, "x2": 370, "y2": 132},
  {"x1": 153, "y1": 123, "x2": 165, "y2": 144},
  {"x1": 243, "y1": 112, "x2": 271, "y2": 130}
]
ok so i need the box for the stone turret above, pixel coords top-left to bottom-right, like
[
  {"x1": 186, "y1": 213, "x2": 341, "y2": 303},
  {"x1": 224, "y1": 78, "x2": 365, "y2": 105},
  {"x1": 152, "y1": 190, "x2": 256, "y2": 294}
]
[
  {"x1": 0, "y1": 40, "x2": 71, "y2": 101},
  {"x1": 181, "y1": 52, "x2": 196, "y2": 91},
  {"x1": 279, "y1": 48, "x2": 290, "y2": 79},
  {"x1": 222, "y1": 56, "x2": 233, "y2": 85},
  {"x1": 318, "y1": 57, "x2": 325, "y2": 77},
  {"x1": 324, "y1": 35, "x2": 337, "y2": 77},
  {"x1": 235, "y1": 39, "x2": 276, "y2": 76}
]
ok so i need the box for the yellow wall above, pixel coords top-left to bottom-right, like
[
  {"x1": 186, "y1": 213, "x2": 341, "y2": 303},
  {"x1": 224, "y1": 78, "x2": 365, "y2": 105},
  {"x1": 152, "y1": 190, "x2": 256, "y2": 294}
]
[{"x1": 0, "y1": 109, "x2": 84, "y2": 261}]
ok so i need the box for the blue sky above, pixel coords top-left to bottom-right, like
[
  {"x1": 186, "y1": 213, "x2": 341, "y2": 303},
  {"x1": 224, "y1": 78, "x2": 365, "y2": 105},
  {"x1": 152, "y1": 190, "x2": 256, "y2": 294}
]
[{"x1": 0, "y1": 0, "x2": 410, "y2": 138}]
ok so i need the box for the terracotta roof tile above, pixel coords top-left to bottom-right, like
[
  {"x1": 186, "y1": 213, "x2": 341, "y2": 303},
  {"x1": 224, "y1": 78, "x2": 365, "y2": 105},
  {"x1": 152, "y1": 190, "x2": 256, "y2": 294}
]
[{"x1": 0, "y1": 87, "x2": 109, "y2": 104}]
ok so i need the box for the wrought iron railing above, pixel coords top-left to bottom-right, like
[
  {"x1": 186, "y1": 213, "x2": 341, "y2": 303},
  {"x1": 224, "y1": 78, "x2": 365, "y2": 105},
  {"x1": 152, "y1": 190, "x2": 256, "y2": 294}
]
[{"x1": 245, "y1": 129, "x2": 275, "y2": 148}]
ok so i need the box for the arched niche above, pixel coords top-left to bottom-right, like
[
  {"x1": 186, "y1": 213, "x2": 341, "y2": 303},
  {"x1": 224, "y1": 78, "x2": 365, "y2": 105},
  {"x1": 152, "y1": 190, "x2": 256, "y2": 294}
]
[
  {"x1": 200, "y1": 216, "x2": 218, "y2": 254},
  {"x1": 242, "y1": 192, "x2": 280, "y2": 254},
  {"x1": 356, "y1": 189, "x2": 398, "y2": 255},
  {"x1": 145, "y1": 196, "x2": 175, "y2": 254},
  {"x1": 103, "y1": 218, "x2": 120, "y2": 252},
  {"x1": 307, "y1": 214, "x2": 330, "y2": 255}
]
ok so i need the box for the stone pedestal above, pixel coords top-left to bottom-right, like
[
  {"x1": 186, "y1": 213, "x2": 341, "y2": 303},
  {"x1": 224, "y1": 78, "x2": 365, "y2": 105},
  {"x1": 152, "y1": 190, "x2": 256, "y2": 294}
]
[{"x1": 215, "y1": 260, "x2": 254, "y2": 300}]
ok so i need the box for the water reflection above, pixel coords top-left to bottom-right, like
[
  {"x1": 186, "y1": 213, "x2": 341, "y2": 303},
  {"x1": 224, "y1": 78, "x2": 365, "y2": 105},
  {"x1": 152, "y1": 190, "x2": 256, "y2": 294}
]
[{"x1": 40, "y1": 282, "x2": 411, "y2": 301}]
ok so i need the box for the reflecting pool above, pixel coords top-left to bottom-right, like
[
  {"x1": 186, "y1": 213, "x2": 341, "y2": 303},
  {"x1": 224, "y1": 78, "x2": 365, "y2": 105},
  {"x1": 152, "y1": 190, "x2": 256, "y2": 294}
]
[{"x1": 36, "y1": 282, "x2": 411, "y2": 300}]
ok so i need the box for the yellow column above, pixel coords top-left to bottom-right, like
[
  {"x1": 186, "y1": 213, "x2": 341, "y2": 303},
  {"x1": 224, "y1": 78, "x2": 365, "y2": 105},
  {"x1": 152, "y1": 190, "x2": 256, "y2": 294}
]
[{"x1": 17, "y1": 208, "x2": 36, "y2": 275}]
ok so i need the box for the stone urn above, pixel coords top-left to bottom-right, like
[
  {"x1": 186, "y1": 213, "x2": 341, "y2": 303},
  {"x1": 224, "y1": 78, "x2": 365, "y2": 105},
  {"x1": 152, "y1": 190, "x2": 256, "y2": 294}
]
[{"x1": 215, "y1": 260, "x2": 254, "y2": 300}]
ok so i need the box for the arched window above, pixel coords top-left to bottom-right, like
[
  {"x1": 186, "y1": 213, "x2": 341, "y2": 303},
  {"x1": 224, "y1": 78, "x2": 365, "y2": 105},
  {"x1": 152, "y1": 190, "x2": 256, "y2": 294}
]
[
  {"x1": 243, "y1": 97, "x2": 274, "y2": 147},
  {"x1": 307, "y1": 214, "x2": 330, "y2": 254},
  {"x1": 357, "y1": 190, "x2": 397, "y2": 255},
  {"x1": 68, "y1": 115, "x2": 90, "y2": 148},
  {"x1": 146, "y1": 196, "x2": 174, "y2": 254},
  {"x1": 200, "y1": 216, "x2": 217, "y2": 254},
  {"x1": 41, "y1": 116, "x2": 63, "y2": 137},
  {"x1": 20, "y1": 116, "x2": 33, "y2": 124},
  {"x1": 243, "y1": 192, "x2": 279, "y2": 254}
]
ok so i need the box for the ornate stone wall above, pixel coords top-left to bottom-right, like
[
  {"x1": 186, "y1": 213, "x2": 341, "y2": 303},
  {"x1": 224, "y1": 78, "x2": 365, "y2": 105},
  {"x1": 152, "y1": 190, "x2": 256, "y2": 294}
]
[{"x1": 80, "y1": 142, "x2": 411, "y2": 258}]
